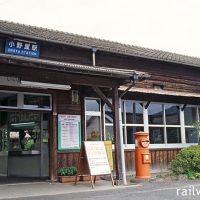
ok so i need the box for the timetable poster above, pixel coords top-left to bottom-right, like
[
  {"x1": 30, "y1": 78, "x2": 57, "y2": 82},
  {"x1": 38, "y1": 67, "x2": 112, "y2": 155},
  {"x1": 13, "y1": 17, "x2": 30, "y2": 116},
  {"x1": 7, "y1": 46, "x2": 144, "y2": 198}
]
[{"x1": 58, "y1": 115, "x2": 81, "y2": 150}]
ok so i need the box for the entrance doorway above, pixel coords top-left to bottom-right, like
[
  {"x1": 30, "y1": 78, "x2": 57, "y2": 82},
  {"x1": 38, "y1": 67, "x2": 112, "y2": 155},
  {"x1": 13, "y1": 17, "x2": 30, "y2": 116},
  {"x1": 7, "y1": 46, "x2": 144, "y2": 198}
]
[{"x1": 0, "y1": 111, "x2": 49, "y2": 178}]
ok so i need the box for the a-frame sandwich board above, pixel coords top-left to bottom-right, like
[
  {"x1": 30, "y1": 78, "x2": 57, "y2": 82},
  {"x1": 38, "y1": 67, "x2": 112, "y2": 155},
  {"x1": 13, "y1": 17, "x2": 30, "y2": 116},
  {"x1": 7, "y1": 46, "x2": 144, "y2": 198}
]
[{"x1": 75, "y1": 141, "x2": 114, "y2": 188}]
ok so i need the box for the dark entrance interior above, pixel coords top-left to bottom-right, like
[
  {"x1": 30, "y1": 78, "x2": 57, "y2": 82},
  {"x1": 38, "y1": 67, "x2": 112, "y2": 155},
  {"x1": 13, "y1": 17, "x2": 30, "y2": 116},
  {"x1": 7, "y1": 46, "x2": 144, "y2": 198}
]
[{"x1": 0, "y1": 111, "x2": 49, "y2": 183}]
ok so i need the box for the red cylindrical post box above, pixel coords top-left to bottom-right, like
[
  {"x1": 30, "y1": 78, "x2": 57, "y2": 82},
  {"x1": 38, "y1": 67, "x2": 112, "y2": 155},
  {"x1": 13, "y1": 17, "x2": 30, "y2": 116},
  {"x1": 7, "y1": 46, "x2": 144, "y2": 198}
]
[{"x1": 134, "y1": 132, "x2": 151, "y2": 179}]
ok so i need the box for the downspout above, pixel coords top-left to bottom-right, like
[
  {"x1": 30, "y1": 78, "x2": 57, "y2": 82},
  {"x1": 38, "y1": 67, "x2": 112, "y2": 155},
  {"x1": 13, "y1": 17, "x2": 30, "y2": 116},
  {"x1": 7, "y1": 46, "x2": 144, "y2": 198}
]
[{"x1": 92, "y1": 48, "x2": 97, "y2": 66}]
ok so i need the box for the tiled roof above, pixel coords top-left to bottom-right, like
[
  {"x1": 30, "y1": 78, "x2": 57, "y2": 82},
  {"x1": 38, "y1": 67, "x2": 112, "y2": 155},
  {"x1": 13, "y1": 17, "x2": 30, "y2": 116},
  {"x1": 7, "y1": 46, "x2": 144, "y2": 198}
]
[{"x1": 0, "y1": 20, "x2": 200, "y2": 68}]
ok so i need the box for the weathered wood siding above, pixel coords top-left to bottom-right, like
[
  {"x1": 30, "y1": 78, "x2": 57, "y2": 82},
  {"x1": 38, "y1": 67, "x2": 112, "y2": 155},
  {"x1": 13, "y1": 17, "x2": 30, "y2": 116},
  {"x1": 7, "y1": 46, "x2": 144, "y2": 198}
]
[{"x1": 57, "y1": 148, "x2": 181, "y2": 176}]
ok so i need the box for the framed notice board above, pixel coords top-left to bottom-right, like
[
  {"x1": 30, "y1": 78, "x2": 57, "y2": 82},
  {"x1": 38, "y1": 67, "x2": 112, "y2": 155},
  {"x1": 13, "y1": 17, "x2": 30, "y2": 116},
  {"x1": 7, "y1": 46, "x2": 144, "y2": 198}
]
[{"x1": 58, "y1": 114, "x2": 81, "y2": 150}]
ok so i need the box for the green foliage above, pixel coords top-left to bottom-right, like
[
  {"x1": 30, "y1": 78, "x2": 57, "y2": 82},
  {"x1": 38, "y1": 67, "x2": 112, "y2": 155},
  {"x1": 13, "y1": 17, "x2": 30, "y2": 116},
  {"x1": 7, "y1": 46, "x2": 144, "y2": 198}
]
[
  {"x1": 170, "y1": 145, "x2": 200, "y2": 178},
  {"x1": 194, "y1": 172, "x2": 200, "y2": 178},
  {"x1": 58, "y1": 166, "x2": 77, "y2": 176}
]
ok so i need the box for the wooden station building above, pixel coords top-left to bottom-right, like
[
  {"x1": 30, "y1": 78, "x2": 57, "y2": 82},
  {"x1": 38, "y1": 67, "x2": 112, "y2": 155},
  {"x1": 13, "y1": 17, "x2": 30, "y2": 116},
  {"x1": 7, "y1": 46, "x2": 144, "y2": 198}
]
[{"x1": 0, "y1": 20, "x2": 200, "y2": 181}]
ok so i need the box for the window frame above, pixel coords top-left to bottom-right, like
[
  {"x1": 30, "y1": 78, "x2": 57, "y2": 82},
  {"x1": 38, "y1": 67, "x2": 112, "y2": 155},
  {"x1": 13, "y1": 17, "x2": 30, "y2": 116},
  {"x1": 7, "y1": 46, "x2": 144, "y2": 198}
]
[
  {"x1": 85, "y1": 97, "x2": 102, "y2": 141},
  {"x1": 0, "y1": 90, "x2": 52, "y2": 111},
  {"x1": 184, "y1": 106, "x2": 199, "y2": 144}
]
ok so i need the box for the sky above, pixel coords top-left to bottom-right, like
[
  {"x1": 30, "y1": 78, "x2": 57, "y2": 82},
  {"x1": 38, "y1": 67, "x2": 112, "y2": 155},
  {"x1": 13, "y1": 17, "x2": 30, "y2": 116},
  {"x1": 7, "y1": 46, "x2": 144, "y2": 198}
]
[{"x1": 0, "y1": 0, "x2": 200, "y2": 58}]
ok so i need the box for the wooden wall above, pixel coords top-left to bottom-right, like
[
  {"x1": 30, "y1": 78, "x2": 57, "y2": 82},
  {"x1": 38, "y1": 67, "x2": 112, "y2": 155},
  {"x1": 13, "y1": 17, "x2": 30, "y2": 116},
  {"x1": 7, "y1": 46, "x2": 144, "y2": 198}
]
[
  {"x1": 125, "y1": 148, "x2": 181, "y2": 174},
  {"x1": 57, "y1": 148, "x2": 181, "y2": 176}
]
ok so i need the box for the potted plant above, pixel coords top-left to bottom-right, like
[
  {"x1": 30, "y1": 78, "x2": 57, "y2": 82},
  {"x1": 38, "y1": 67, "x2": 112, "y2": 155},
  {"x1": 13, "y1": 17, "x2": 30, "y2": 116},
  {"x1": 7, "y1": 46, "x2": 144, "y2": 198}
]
[{"x1": 58, "y1": 166, "x2": 77, "y2": 183}]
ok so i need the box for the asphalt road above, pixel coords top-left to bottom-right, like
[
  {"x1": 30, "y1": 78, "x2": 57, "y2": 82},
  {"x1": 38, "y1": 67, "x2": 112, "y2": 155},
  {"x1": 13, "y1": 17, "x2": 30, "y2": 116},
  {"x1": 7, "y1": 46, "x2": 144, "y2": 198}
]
[{"x1": 10, "y1": 179, "x2": 200, "y2": 200}]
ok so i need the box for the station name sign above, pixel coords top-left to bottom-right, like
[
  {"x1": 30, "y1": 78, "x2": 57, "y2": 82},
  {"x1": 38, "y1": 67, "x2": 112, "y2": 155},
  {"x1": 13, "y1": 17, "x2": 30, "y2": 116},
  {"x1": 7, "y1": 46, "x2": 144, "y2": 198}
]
[{"x1": 5, "y1": 38, "x2": 40, "y2": 58}]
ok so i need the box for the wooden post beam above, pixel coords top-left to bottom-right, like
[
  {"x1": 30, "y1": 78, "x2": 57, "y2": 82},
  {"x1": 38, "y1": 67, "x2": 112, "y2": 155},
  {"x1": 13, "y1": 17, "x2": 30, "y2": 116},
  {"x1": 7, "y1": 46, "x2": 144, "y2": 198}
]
[
  {"x1": 112, "y1": 86, "x2": 122, "y2": 183},
  {"x1": 145, "y1": 101, "x2": 151, "y2": 109},
  {"x1": 181, "y1": 104, "x2": 187, "y2": 111},
  {"x1": 49, "y1": 91, "x2": 58, "y2": 181},
  {"x1": 93, "y1": 86, "x2": 114, "y2": 111}
]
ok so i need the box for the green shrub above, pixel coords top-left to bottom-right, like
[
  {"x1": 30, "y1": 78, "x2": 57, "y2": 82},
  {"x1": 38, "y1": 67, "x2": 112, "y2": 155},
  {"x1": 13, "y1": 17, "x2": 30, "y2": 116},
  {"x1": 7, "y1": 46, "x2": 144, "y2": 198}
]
[
  {"x1": 170, "y1": 145, "x2": 200, "y2": 178},
  {"x1": 58, "y1": 166, "x2": 77, "y2": 176}
]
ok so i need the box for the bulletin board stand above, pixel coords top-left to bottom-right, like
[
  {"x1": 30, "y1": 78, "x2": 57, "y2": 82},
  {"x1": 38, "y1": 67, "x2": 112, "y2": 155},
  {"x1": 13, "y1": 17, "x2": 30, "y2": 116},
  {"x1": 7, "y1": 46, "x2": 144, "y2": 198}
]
[{"x1": 75, "y1": 141, "x2": 114, "y2": 188}]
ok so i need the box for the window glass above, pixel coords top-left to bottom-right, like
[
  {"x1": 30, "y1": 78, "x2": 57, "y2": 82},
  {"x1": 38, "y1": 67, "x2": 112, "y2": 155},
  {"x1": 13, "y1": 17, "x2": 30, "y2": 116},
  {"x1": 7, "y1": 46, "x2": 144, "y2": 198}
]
[
  {"x1": 0, "y1": 92, "x2": 17, "y2": 107},
  {"x1": 9, "y1": 112, "x2": 41, "y2": 151},
  {"x1": 199, "y1": 108, "x2": 200, "y2": 120},
  {"x1": 125, "y1": 101, "x2": 143, "y2": 124},
  {"x1": 121, "y1": 101, "x2": 125, "y2": 124},
  {"x1": 184, "y1": 106, "x2": 197, "y2": 125},
  {"x1": 148, "y1": 103, "x2": 163, "y2": 125},
  {"x1": 167, "y1": 127, "x2": 181, "y2": 143},
  {"x1": 105, "y1": 126, "x2": 113, "y2": 142},
  {"x1": 105, "y1": 103, "x2": 113, "y2": 123},
  {"x1": 127, "y1": 126, "x2": 144, "y2": 144},
  {"x1": 165, "y1": 104, "x2": 180, "y2": 125},
  {"x1": 24, "y1": 94, "x2": 50, "y2": 109},
  {"x1": 85, "y1": 99, "x2": 100, "y2": 112},
  {"x1": 185, "y1": 128, "x2": 198, "y2": 143},
  {"x1": 149, "y1": 127, "x2": 164, "y2": 144},
  {"x1": 86, "y1": 116, "x2": 101, "y2": 141}
]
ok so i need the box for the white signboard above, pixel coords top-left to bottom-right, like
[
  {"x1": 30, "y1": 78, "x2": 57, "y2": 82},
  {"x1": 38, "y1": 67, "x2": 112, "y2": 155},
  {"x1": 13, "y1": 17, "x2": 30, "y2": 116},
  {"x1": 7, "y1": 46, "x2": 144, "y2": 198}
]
[
  {"x1": 84, "y1": 141, "x2": 111, "y2": 175},
  {"x1": 58, "y1": 115, "x2": 81, "y2": 150}
]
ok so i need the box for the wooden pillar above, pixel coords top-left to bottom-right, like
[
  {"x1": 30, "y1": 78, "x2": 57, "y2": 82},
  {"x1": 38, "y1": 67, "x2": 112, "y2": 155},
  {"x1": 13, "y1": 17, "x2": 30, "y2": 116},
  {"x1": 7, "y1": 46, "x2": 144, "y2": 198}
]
[
  {"x1": 112, "y1": 86, "x2": 122, "y2": 181},
  {"x1": 80, "y1": 86, "x2": 86, "y2": 141},
  {"x1": 101, "y1": 99, "x2": 105, "y2": 141},
  {"x1": 49, "y1": 91, "x2": 58, "y2": 181}
]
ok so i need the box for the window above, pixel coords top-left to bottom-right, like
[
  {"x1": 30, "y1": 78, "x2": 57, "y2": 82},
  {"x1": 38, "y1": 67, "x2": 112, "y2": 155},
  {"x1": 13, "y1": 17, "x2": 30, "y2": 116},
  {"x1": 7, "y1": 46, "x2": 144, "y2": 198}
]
[
  {"x1": 0, "y1": 91, "x2": 52, "y2": 111},
  {"x1": 148, "y1": 103, "x2": 164, "y2": 144},
  {"x1": 85, "y1": 99, "x2": 100, "y2": 112},
  {"x1": 85, "y1": 98, "x2": 102, "y2": 141},
  {"x1": 103, "y1": 98, "x2": 199, "y2": 148},
  {"x1": 185, "y1": 128, "x2": 198, "y2": 143},
  {"x1": 104, "y1": 102, "x2": 114, "y2": 142},
  {"x1": 148, "y1": 103, "x2": 163, "y2": 125},
  {"x1": 127, "y1": 126, "x2": 143, "y2": 144},
  {"x1": 184, "y1": 106, "x2": 198, "y2": 143},
  {"x1": 24, "y1": 94, "x2": 51, "y2": 109},
  {"x1": 165, "y1": 104, "x2": 181, "y2": 143},
  {"x1": 9, "y1": 112, "x2": 41, "y2": 151},
  {"x1": 149, "y1": 127, "x2": 164, "y2": 144},
  {"x1": 86, "y1": 116, "x2": 101, "y2": 141},
  {"x1": 105, "y1": 103, "x2": 113, "y2": 124},
  {"x1": 124, "y1": 101, "x2": 144, "y2": 145},
  {"x1": 125, "y1": 101, "x2": 143, "y2": 124},
  {"x1": 184, "y1": 106, "x2": 197, "y2": 125},
  {"x1": 104, "y1": 100, "x2": 144, "y2": 145},
  {"x1": 165, "y1": 104, "x2": 180, "y2": 125},
  {"x1": 105, "y1": 126, "x2": 113, "y2": 141},
  {"x1": 166, "y1": 127, "x2": 181, "y2": 143},
  {"x1": 0, "y1": 92, "x2": 17, "y2": 107}
]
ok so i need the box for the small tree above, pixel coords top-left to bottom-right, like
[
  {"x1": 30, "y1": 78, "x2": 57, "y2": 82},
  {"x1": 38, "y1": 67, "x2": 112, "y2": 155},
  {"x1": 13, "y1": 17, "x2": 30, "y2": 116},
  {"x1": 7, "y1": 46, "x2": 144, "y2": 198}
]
[{"x1": 193, "y1": 121, "x2": 200, "y2": 144}]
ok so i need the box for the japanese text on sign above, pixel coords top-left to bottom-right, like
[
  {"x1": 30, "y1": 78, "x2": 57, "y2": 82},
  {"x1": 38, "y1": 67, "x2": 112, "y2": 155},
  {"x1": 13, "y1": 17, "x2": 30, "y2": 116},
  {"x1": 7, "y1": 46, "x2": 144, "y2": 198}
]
[
  {"x1": 5, "y1": 38, "x2": 40, "y2": 58},
  {"x1": 58, "y1": 115, "x2": 81, "y2": 150},
  {"x1": 84, "y1": 141, "x2": 111, "y2": 175}
]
